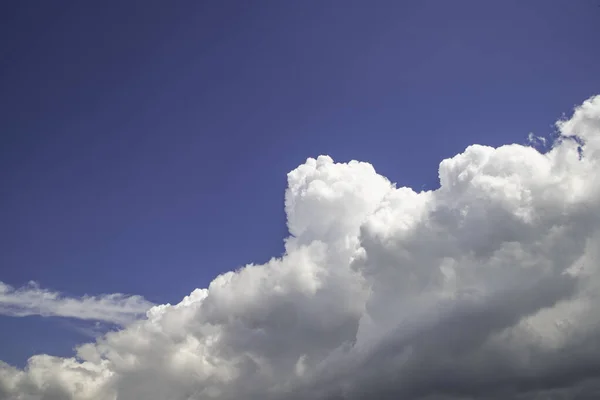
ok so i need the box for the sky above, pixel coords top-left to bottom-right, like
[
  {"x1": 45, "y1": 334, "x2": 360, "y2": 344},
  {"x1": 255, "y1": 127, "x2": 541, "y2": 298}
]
[{"x1": 1, "y1": 1, "x2": 600, "y2": 399}]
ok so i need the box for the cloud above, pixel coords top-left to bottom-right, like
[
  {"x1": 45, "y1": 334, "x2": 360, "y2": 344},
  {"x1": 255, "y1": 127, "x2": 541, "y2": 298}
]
[
  {"x1": 0, "y1": 281, "x2": 154, "y2": 326},
  {"x1": 1, "y1": 95, "x2": 600, "y2": 400}
]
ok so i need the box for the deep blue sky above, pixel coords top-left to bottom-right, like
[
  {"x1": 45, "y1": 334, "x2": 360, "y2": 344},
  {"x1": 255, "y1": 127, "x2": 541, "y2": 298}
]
[{"x1": 1, "y1": 0, "x2": 598, "y2": 366}]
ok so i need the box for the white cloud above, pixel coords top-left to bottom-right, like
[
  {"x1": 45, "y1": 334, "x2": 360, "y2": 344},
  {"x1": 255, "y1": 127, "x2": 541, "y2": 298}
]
[
  {"x1": 0, "y1": 281, "x2": 154, "y2": 326},
  {"x1": 1, "y1": 95, "x2": 600, "y2": 400}
]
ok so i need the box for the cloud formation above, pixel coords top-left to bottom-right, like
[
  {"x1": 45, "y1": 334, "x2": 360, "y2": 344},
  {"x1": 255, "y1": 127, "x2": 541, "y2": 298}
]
[
  {"x1": 1, "y1": 95, "x2": 600, "y2": 400},
  {"x1": 0, "y1": 281, "x2": 154, "y2": 326}
]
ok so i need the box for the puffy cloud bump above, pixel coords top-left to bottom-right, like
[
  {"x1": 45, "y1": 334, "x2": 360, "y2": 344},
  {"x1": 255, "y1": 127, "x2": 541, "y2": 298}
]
[{"x1": 2, "y1": 95, "x2": 600, "y2": 400}]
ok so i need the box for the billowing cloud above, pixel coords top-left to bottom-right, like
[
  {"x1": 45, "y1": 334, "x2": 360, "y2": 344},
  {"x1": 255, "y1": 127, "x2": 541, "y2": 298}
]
[
  {"x1": 0, "y1": 281, "x2": 154, "y2": 326},
  {"x1": 1, "y1": 95, "x2": 600, "y2": 400}
]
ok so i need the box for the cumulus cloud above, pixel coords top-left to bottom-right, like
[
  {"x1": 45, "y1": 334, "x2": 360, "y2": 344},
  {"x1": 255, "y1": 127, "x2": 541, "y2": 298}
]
[
  {"x1": 0, "y1": 281, "x2": 154, "y2": 326},
  {"x1": 1, "y1": 95, "x2": 600, "y2": 400}
]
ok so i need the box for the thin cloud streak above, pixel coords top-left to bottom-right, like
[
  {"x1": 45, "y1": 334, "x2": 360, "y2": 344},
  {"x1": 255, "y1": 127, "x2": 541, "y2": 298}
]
[{"x1": 0, "y1": 281, "x2": 154, "y2": 326}]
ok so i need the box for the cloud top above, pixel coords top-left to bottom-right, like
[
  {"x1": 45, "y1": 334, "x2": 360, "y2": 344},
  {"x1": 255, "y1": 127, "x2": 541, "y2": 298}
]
[{"x1": 1, "y1": 95, "x2": 600, "y2": 400}]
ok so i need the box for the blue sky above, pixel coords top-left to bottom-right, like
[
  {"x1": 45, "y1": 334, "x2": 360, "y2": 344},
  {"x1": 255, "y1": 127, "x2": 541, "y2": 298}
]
[{"x1": 1, "y1": 0, "x2": 599, "y2": 369}]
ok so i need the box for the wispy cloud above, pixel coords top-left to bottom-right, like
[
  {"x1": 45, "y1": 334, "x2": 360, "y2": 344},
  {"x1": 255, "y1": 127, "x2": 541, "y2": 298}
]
[{"x1": 0, "y1": 281, "x2": 154, "y2": 326}]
